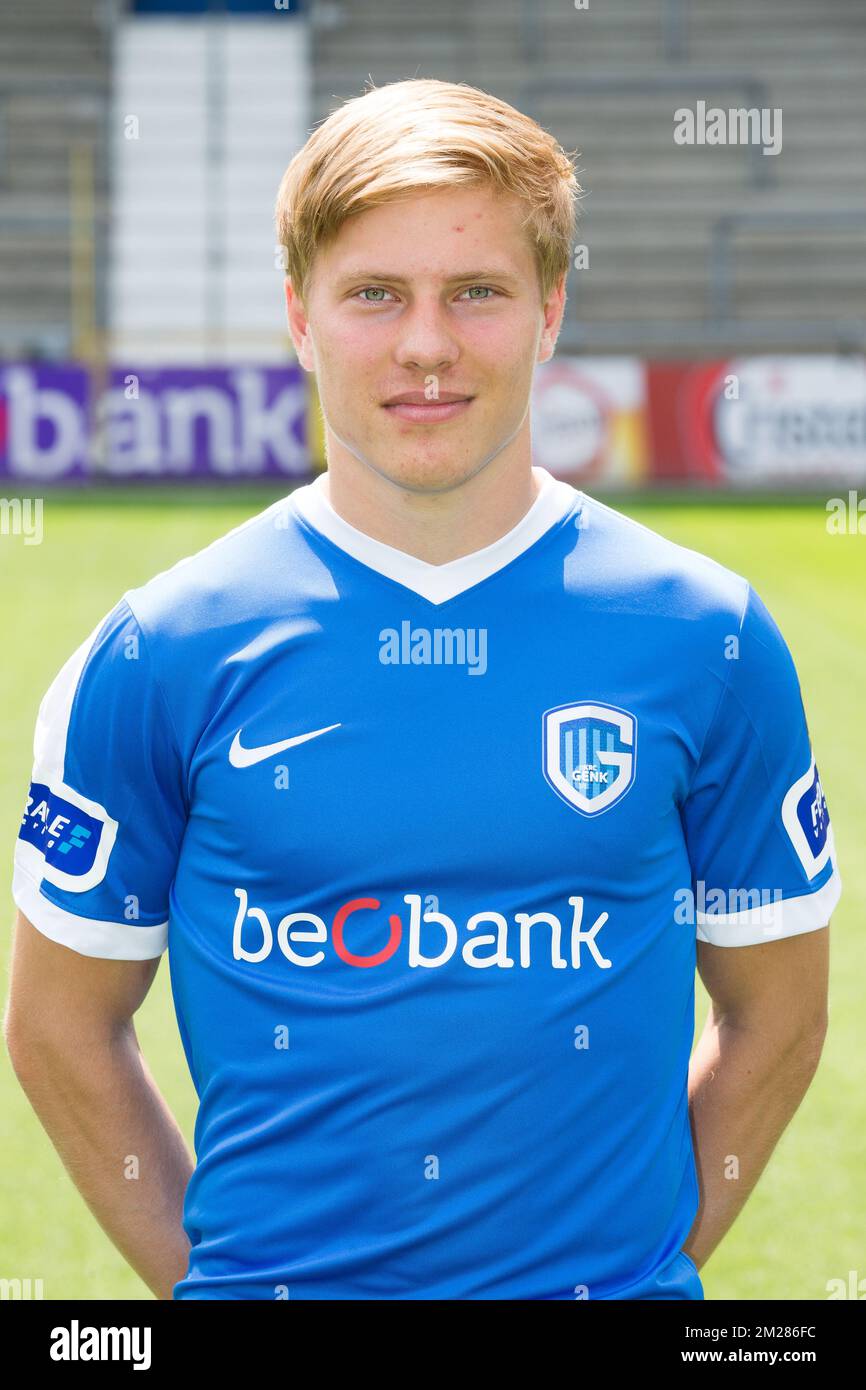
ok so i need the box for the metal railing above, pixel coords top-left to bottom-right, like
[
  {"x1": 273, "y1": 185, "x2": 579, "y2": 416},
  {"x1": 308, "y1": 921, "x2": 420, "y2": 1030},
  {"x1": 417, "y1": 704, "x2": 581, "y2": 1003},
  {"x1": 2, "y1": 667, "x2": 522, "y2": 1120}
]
[
  {"x1": 710, "y1": 209, "x2": 866, "y2": 321},
  {"x1": 557, "y1": 317, "x2": 866, "y2": 353},
  {"x1": 519, "y1": 0, "x2": 689, "y2": 64},
  {"x1": 662, "y1": 0, "x2": 687, "y2": 62},
  {"x1": 0, "y1": 69, "x2": 112, "y2": 360}
]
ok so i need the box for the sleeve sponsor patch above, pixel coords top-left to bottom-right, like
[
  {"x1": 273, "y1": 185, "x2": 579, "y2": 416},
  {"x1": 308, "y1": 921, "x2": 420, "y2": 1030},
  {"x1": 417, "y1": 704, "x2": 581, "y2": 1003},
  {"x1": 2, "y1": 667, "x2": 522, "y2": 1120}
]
[
  {"x1": 18, "y1": 780, "x2": 118, "y2": 893},
  {"x1": 781, "y1": 758, "x2": 833, "y2": 880}
]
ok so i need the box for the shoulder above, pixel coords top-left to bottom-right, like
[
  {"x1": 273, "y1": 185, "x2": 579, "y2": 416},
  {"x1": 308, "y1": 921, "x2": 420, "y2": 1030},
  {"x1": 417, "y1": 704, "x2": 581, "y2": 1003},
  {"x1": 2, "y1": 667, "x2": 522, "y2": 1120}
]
[
  {"x1": 120, "y1": 490, "x2": 314, "y2": 645},
  {"x1": 572, "y1": 491, "x2": 751, "y2": 631}
]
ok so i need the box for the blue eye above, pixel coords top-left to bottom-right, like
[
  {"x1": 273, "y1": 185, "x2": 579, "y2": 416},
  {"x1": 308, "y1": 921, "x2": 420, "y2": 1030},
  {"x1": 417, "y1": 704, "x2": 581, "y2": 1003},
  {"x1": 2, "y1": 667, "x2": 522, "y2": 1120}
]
[
  {"x1": 357, "y1": 287, "x2": 392, "y2": 303},
  {"x1": 462, "y1": 286, "x2": 495, "y2": 300}
]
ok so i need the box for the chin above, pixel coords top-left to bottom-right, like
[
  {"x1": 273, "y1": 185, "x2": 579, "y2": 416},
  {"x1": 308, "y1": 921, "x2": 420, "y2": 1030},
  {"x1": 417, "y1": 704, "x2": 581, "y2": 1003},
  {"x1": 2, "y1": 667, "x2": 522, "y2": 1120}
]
[
  {"x1": 364, "y1": 438, "x2": 512, "y2": 495},
  {"x1": 381, "y1": 458, "x2": 483, "y2": 495}
]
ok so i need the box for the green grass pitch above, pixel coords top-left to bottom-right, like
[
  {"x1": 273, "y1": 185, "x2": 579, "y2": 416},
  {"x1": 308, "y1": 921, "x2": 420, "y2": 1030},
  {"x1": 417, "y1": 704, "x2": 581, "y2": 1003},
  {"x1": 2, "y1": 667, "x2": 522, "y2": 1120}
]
[{"x1": 1, "y1": 486, "x2": 863, "y2": 1300}]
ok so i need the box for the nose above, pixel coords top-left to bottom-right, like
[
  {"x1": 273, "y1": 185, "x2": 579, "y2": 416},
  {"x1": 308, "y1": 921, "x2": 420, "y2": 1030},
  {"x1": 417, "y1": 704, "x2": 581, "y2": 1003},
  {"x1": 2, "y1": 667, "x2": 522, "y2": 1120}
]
[{"x1": 392, "y1": 295, "x2": 460, "y2": 373}]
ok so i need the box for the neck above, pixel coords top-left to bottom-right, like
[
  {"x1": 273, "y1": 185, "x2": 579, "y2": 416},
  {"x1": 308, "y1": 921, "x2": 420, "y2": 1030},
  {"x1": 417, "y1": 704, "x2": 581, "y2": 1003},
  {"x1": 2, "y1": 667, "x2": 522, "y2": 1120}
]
[{"x1": 320, "y1": 443, "x2": 541, "y2": 566}]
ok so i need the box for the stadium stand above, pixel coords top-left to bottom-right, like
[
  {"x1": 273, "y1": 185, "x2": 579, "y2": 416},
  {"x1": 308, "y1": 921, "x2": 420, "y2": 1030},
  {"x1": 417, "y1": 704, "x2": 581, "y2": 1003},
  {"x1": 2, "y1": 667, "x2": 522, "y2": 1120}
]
[
  {"x1": 310, "y1": 0, "x2": 866, "y2": 356},
  {"x1": 0, "y1": 0, "x2": 113, "y2": 359},
  {"x1": 0, "y1": 0, "x2": 864, "y2": 360}
]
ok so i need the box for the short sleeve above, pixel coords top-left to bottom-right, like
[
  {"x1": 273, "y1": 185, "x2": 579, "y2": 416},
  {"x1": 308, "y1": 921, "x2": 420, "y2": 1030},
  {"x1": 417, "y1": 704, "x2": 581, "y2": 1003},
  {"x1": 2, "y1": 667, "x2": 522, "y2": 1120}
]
[
  {"x1": 12, "y1": 597, "x2": 187, "y2": 959},
  {"x1": 681, "y1": 583, "x2": 841, "y2": 946}
]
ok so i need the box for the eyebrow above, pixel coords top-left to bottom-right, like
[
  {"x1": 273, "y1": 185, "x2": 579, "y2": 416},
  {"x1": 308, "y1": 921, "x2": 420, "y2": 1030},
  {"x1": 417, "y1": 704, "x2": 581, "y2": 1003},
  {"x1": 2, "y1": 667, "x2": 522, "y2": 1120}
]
[{"x1": 333, "y1": 268, "x2": 522, "y2": 288}]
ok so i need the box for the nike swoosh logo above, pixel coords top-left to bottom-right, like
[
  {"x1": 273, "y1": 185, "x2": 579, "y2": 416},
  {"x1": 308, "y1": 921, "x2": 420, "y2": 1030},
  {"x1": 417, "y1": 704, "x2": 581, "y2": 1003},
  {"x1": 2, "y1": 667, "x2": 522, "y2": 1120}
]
[{"x1": 229, "y1": 723, "x2": 341, "y2": 768}]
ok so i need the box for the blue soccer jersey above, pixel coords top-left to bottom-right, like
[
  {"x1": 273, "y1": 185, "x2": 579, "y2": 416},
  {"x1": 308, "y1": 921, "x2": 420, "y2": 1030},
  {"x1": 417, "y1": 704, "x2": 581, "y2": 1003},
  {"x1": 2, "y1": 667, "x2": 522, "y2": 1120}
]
[{"x1": 13, "y1": 465, "x2": 841, "y2": 1300}]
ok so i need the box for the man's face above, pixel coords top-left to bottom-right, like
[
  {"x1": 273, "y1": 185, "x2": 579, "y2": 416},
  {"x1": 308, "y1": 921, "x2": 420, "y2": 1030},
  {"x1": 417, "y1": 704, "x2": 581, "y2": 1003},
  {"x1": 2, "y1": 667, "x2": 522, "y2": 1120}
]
[{"x1": 286, "y1": 183, "x2": 566, "y2": 494}]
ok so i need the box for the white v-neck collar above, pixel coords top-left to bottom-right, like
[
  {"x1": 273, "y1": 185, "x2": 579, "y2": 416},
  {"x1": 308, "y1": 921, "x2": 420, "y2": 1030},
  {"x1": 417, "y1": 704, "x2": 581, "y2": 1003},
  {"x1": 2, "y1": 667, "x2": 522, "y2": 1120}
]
[{"x1": 289, "y1": 466, "x2": 580, "y2": 604}]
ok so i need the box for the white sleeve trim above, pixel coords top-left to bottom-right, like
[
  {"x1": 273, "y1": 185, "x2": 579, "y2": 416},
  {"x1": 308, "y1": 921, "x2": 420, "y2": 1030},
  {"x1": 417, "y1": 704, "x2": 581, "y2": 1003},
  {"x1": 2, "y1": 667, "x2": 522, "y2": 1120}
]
[
  {"x1": 696, "y1": 863, "x2": 842, "y2": 947},
  {"x1": 12, "y1": 862, "x2": 168, "y2": 961},
  {"x1": 33, "y1": 611, "x2": 113, "y2": 786}
]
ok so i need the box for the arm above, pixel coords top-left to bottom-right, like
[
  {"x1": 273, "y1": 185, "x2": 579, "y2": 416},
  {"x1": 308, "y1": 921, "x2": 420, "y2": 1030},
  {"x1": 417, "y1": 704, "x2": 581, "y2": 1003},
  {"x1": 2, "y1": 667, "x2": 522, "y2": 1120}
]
[
  {"x1": 683, "y1": 922, "x2": 830, "y2": 1271},
  {"x1": 4, "y1": 910, "x2": 193, "y2": 1301}
]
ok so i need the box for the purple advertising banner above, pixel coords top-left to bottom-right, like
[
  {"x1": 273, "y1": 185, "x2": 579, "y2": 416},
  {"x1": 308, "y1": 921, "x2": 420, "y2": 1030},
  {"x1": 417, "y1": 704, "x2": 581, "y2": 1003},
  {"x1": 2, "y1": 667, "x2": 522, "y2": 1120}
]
[{"x1": 0, "y1": 364, "x2": 310, "y2": 483}]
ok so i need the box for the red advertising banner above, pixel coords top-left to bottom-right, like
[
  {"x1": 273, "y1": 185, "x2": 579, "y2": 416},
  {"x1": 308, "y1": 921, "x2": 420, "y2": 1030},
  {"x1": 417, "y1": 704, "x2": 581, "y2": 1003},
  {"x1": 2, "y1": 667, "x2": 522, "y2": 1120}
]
[{"x1": 647, "y1": 356, "x2": 866, "y2": 488}]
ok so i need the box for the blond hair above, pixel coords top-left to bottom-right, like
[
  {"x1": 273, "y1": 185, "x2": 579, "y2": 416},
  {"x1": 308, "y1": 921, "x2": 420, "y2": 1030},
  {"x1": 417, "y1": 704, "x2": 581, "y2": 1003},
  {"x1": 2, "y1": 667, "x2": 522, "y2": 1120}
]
[{"x1": 275, "y1": 78, "x2": 581, "y2": 303}]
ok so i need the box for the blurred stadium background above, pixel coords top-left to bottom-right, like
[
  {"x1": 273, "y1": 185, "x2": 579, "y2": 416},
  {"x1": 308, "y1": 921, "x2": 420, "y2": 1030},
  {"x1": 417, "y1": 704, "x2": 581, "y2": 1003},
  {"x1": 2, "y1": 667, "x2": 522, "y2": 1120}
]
[{"x1": 1, "y1": 0, "x2": 864, "y2": 1301}]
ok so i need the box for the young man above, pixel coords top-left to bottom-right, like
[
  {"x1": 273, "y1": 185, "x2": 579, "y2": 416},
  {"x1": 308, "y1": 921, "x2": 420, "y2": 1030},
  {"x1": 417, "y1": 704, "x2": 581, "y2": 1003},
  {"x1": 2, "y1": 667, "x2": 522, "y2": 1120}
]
[{"x1": 6, "y1": 79, "x2": 840, "y2": 1301}]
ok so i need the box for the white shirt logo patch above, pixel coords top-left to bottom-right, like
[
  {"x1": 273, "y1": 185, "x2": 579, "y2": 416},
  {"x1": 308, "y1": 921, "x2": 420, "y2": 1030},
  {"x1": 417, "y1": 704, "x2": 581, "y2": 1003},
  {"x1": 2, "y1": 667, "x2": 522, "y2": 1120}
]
[{"x1": 229, "y1": 723, "x2": 341, "y2": 768}]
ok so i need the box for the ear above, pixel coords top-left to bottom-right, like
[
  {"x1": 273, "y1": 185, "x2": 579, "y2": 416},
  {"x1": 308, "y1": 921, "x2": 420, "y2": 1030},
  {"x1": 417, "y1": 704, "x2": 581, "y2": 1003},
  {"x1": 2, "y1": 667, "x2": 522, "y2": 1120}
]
[
  {"x1": 537, "y1": 272, "x2": 567, "y2": 365},
  {"x1": 285, "y1": 278, "x2": 315, "y2": 372}
]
